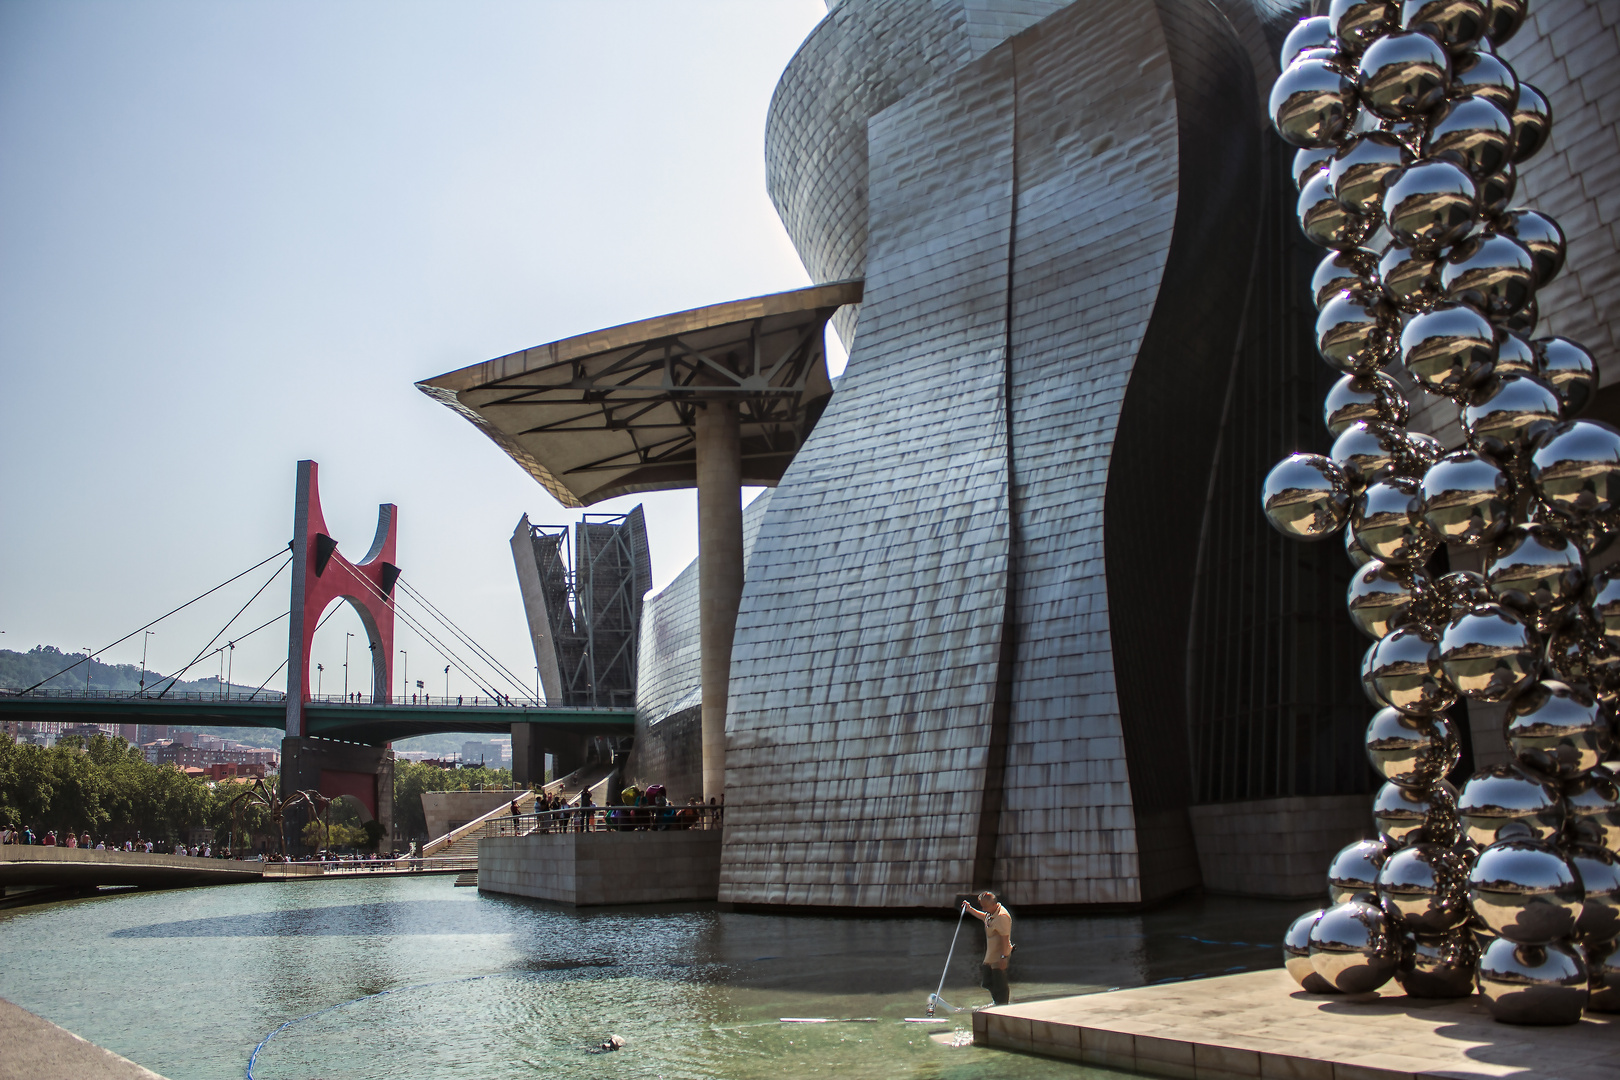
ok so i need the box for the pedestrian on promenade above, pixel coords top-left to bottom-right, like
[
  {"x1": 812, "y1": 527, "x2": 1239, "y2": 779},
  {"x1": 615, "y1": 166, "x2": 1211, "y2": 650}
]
[
  {"x1": 24, "y1": 827, "x2": 36, "y2": 845},
  {"x1": 65, "y1": 832, "x2": 77, "y2": 848},
  {"x1": 962, "y1": 890, "x2": 1014, "y2": 1006},
  {"x1": 43, "y1": 830, "x2": 56, "y2": 846},
  {"x1": 0, "y1": 825, "x2": 12, "y2": 845},
  {"x1": 80, "y1": 832, "x2": 91, "y2": 849}
]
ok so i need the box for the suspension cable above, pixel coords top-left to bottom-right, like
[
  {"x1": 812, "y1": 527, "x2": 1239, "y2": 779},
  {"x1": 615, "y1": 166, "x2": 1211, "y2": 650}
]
[
  {"x1": 396, "y1": 578, "x2": 538, "y2": 702},
  {"x1": 153, "y1": 557, "x2": 292, "y2": 698},
  {"x1": 247, "y1": 604, "x2": 342, "y2": 700},
  {"x1": 140, "y1": 610, "x2": 290, "y2": 696},
  {"x1": 15, "y1": 545, "x2": 291, "y2": 694}
]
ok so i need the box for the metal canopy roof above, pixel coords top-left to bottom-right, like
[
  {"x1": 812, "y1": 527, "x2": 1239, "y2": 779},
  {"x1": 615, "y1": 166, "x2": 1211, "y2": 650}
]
[{"x1": 418, "y1": 280, "x2": 863, "y2": 507}]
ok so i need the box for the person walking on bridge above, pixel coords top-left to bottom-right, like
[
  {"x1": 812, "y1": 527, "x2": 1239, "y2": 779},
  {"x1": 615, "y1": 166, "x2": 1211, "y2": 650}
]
[{"x1": 962, "y1": 891, "x2": 1014, "y2": 1006}]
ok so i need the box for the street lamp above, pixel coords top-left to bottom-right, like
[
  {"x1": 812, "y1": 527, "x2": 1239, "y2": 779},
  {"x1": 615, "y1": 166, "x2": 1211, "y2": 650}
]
[
  {"x1": 226, "y1": 640, "x2": 235, "y2": 698},
  {"x1": 343, "y1": 632, "x2": 353, "y2": 701},
  {"x1": 140, "y1": 630, "x2": 155, "y2": 694},
  {"x1": 400, "y1": 649, "x2": 408, "y2": 704},
  {"x1": 316, "y1": 663, "x2": 324, "y2": 697},
  {"x1": 84, "y1": 646, "x2": 95, "y2": 693},
  {"x1": 444, "y1": 664, "x2": 450, "y2": 701},
  {"x1": 535, "y1": 665, "x2": 541, "y2": 707}
]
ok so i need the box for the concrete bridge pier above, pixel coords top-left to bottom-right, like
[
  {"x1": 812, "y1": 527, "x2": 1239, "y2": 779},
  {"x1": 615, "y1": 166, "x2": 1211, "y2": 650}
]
[
  {"x1": 511, "y1": 725, "x2": 588, "y2": 786},
  {"x1": 280, "y1": 737, "x2": 394, "y2": 855}
]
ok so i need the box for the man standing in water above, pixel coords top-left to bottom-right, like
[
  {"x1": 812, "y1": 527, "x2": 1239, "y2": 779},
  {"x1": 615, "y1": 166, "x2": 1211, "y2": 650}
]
[{"x1": 963, "y1": 891, "x2": 1013, "y2": 1005}]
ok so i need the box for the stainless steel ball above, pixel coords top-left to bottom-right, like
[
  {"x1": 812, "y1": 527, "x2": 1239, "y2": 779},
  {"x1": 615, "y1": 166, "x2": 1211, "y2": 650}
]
[
  {"x1": 1396, "y1": 929, "x2": 1480, "y2": 997},
  {"x1": 1485, "y1": 525, "x2": 1586, "y2": 632},
  {"x1": 1300, "y1": 170, "x2": 1376, "y2": 250},
  {"x1": 1379, "y1": 841, "x2": 1471, "y2": 932},
  {"x1": 1325, "y1": 371, "x2": 1410, "y2": 436},
  {"x1": 1530, "y1": 419, "x2": 1620, "y2": 524},
  {"x1": 1589, "y1": 568, "x2": 1620, "y2": 651},
  {"x1": 1370, "y1": 627, "x2": 1455, "y2": 715},
  {"x1": 1426, "y1": 95, "x2": 1516, "y2": 178},
  {"x1": 1309, "y1": 898, "x2": 1400, "y2": 992},
  {"x1": 1357, "y1": 478, "x2": 1440, "y2": 566},
  {"x1": 1330, "y1": 838, "x2": 1391, "y2": 904},
  {"x1": 1481, "y1": 0, "x2": 1526, "y2": 45},
  {"x1": 1283, "y1": 908, "x2": 1339, "y2": 992},
  {"x1": 1333, "y1": 421, "x2": 1406, "y2": 489},
  {"x1": 1400, "y1": 431, "x2": 1445, "y2": 476},
  {"x1": 1385, "y1": 160, "x2": 1479, "y2": 250},
  {"x1": 1459, "y1": 764, "x2": 1564, "y2": 847},
  {"x1": 1357, "y1": 31, "x2": 1452, "y2": 120},
  {"x1": 1350, "y1": 561, "x2": 1434, "y2": 639},
  {"x1": 1478, "y1": 936, "x2": 1589, "y2": 1024},
  {"x1": 1451, "y1": 49, "x2": 1518, "y2": 110},
  {"x1": 1587, "y1": 935, "x2": 1620, "y2": 1013},
  {"x1": 1318, "y1": 290, "x2": 1400, "y2": 372},
  {"x1": 1510, "y1": 83, "x2": 1552, "y2": 164},
  {"x1": 1469, "y1": 839, "x2": 1583, "y2": 944},
  {"x1": 1504, "y1": 680, "x2": 1610, "y2": 780},
  {"x1": 1420, "y1": 449, "x2": 1513, "y2": 547},
  {"x1": 1263, "y1": 453, "x2": 1352, "y2": 540},
  {"x1": 1348, "y1": 523, "x2": 1376, "y2": 569},
  {"x1": 1332, "y1": 0, "x2": 1399, "y2": 53},
  {"x1": 1441, "y1": 232, "x2": 1536, "y2": 316},
  {"x1": 1463, "y1": 375, "x2": 1562, "y2": 462},
  {"x1": 1437, "y1": 603, "x2": 1539, "y2": 702},
  {"x1": 1542, "y1": 622, "x2": 1620, "y2": 704},
  {"x1": 1378, "y1": 242, "x2": 1445, "y2": 312},
  {"x1": 1331, "y1": 132, "x2": 1413, "y2": 217},
  {"x1": 1476, "y1": 165, "x2": 1516, "y2": 219},
  {"x1": 1436, "y1": 569, "x2": 1494, "y2": 615},
  {"x1": 1493, "y1": 329, "x2": 1537, "y2": 379},
  {"x1": 1499, "y1": 295, "x2": 1538, "y2": 337},
  {"x1": 1366, "y1": 707, "x2": 1460, "y2": 787},
  {"x1": 1313, "y1": 250, "x2": 1379, "y2": 310},
  {"x1": 1363, "y1": 639, "x2": 1387, "y2": 706},
  {"x1": 1499, "y1": 209, "x2": 1565, "y2": 287},
  {"x1": 1564, "y1": 766, "x2": 1620, "y2": 852},
  {"x1": 1295, "y1": 145, "x2": 1336, "y2": 191},
  {"x1": 1534, "y1": 338, "x2": 1599, "y2": 417},
  {"x1": 1568, "y1": 844, "x2": 1620, "y2": 945},
  {"x1": 1281, "y1": 16, "x2": 1337, "y2": 69},
  {"x1": 1401, "y1": 0, "x2": 1487, "y2": 51},
  {"x1": 1401, "y1": 303, "x2": 1496, "y2": 398},
  {"x1": 1375, "y1": 778, "x2": 1460, "y2": 845},
  {"x1": 1272, "y1": 57, "x2": 1359, "y2": 149}
]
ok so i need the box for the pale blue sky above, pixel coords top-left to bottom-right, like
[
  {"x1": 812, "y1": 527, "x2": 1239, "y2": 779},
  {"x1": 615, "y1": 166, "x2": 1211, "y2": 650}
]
[{"x1": 0, "y1": 1, "x2": 836, "y2": 700}]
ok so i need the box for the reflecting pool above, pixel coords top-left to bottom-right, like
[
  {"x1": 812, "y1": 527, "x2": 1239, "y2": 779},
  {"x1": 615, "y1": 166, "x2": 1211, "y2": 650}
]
[{"x1": 0, "y1": 877, "x2": 1303, "y2": 1079}]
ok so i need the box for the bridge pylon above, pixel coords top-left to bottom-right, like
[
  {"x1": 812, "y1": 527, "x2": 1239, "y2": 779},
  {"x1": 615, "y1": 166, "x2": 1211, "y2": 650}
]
[{"x1": 284, "y1": 460, "x2": 400, "y2": 736}]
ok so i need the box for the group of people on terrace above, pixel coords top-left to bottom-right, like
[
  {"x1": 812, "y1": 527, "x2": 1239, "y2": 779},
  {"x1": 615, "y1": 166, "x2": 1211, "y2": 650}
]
[
  {"x1": 509, "y1": 783, "x2": 722, "y2": 833},
  {"x1": 0, "y1": 825, "x2": 184, "y2": 854}
]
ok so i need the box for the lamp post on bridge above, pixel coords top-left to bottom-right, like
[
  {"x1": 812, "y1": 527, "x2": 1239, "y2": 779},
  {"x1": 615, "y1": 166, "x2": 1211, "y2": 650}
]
[
  {"x1": 400, "y1": 649, "x2": 407, "y2": 704},
  {"x1": 444, "y1": 664, "x2": 450, "y2": 702},
  {"x1": 140, "y1": 630, "x2": 155, "y2": 695},
  {"x1": 84, "y1": 646, "x2": 95, "y2": 693},
  {"x1": 316, "y1": 663, "x2": 324, "y2": 698},
  {"x1": 343, "y1": 632, "x2": 353, "y2": 701}
]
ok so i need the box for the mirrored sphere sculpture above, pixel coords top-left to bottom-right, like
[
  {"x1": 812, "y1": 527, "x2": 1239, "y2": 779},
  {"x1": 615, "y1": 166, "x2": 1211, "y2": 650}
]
[
  {"x1": 1481, "y1": 0, "x2": 1526, "y2": 45},
  {"x1": 1283, "y1": 909, "x2": 1339, "y2": 992},
  {"x1": 1441, "y1": 231, "x2": 1535, "y2": 316},
  {"x1": 1586, "y1": 936, "x2": 1620, "y2": 1013},
  {"x1": 1366, "y1": 707, "x2": 1460, "y2": 787},
  {"x1": 1330, "y1": 838, "x2": 1391, "y2": 904},
  {"x1": 1499, "y1": 208, "x2": 1565, "y2": 286},
  {"x1": 1451, "y1": 49, "x2": 1518, "y2": 109},
  {"x1": 1420, "y1": 450, "x2": 1512, "y2": 546},
  {"x1": 1477, "y1": 165, "x2": 1517, "y2": 218},
  {"x1": 1281, "y1": 16, "x2": 1337, "y2": 68},
  {"x1": 1401, "y1": 0, "x2": 1487, "y2": 50},
  {"x1": 1503, "y1": 680, "x2": 1610, "y2": 778},
  {"x1": 1493, "y1": 329, "x2": 1537, "y2": 378},
  {"x1": 1357, "y1": 478, "x2": 1440, "y2": 565},
  {"x1": 1358, "y1": 30, "x2": 1452, "y2": 119},
  {"x1": 1374, "y1": 779, "x2": 1459, "y2": 845},
  {"x1": 1325, "y1": 372, "x2": 1410, "y2": 435},
  {"x1": 1369, "y1": 627, "x2": 1455, "y2": 715},
  {"x1": 1436, "y1": 603, "x2": 1539, "y2": 702},
  {"x1": 1333, "y1": 421, "x2": 1406, "y2": 489},
  {"x1": 1384, "y1": 160, "x2": 1479, "y2": 250},
  {"x1": 1564, "y1": 766, "x2": 1620, "y2": 852},
  {"x1": 1401, "y1": 303, "x2": 1497, "y2": 397},
  {"x1": 1534, "y1": 338, "x2": 1599, "y2": 417},
  {"x1": 1510, "y1": 82, "x2": 1553, "y2": 163},
  {"x1": 1349, "y1": 561, "x2": 1433, "y2": 640},
  {"x1": 1588, "y1": 569, "x2": 1620, "y2": 651},
  {"x1": 1426, "y1": 95, "x2": 1516, "y2": 178},
  {"x1": 1263, "y1": 454, "x2": 1352, "y2": 539},
  {"x1": 1485, "y1": 525, "x2": 1586, "y2": 631},
  {"x1": 1379, "y1": 842, "x2": 1471, "y2": 932},
  {"x1": 1477, "y1": 937, "x2": 1588, "y2": 1024},
  {"x1": 1468, "y1": 839, "x2": 1583, "y2": 944},
  {"x1": 1314, "y1": 251, "x2": 1378, "y2": 310},
  {"x1": 1531, "y1": 420, "x2": 1620, "y2": 524},
  {"x1": 1462, "y1": 375, "x2": 1562, "y2": 461},
  {"x1": 1332, "y1": 133, "x2": 1413, "y2": 216},
  {"x1": 1397, "y1": 929, "x2": 1480, "y2": 997},
  {"x1": 1459, "y1": 764, "x2": 1564, "y2": 847},
  {"x1": 1568, "y1": 845, "x2": 1620, "y2": 945},
  {"x1": 1272, "y1": 58, "x2": 1359, "y2": 148},
  {"x1": 1379, "y1": 243, "x2": 1446, "y2": 312},
  {"x1": 1436, "y1": 569, "x2": 1495, "y2": 614},
  {"x1": 1295, "y1": 145, "x2": 1336, "y2": 190},
  {"x1": 1308, "y1": 899, "x2": 1400, "y2": 992},
  {"x1": 1301, "y1": 171, "x2": 1376, "y2": 250},
  {"x1": 1319, "y1": 291, "x2": 1400, "y2": 372}
]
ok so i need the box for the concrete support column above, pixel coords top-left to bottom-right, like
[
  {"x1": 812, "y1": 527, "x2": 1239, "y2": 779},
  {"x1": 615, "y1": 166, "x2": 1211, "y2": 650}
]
[{"x1": 694, "y1": 401, "x2": 743, "y2": 801}]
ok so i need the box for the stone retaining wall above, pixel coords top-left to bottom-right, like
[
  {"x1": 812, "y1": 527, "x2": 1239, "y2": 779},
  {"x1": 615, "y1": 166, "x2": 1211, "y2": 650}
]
[{"x1": 477, "y1": 830, "x2": 721, "y2": 906}]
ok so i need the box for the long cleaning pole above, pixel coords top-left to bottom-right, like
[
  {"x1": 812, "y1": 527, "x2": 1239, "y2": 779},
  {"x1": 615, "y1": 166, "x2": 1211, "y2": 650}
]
[{"x1": 930, "y1": 903, "x2": 968, "y2": 1016}]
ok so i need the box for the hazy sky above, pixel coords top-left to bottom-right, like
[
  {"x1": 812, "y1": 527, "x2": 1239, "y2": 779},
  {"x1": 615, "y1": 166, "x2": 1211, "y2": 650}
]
[{"x1": 0, "y1": 1, "x2": 838, "y2": 702}]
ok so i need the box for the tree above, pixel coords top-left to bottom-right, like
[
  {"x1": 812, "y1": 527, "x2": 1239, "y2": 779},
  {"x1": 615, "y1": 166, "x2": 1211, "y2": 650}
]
[{"x1": 393, "y1": 760, "x2": 516, "y2": 839}]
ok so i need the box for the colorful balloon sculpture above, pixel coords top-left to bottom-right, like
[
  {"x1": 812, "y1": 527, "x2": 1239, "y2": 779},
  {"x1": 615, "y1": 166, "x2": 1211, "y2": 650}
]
[{"x1": 1264, "y1": 0, "x2": 1619, "y2": 1025}]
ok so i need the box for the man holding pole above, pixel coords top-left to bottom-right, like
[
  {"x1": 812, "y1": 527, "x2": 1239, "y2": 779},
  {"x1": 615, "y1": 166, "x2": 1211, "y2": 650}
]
[{"x1": 963, "y1": 890, "x2": 1013, "y2": 1005}]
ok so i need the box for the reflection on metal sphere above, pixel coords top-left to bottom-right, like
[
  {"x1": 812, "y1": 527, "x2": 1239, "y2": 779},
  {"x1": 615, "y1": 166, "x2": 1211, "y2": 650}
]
[
  {"x1": 1349, "y1": 561, "x2": 1433, "y2": 640},
  {"x1": 1530, "y1": 420, "x2": 1620, "y2": 524},
  {"x1": 1481, "y1": 0, "x2": 1526, "y2": 46},
  {"x1": 1441, "y1": 232, "x2": 1535, "y2": 316},
  {"x1": 1348, "y1": 524, "x2": 1376, "y2": 569},
  {"x1": 1385, "y1": 160, "x2": 1478, "y2": 250},
  {"x1": 1587, "y1": 936, "x2": 1620, "y2": 1014},
  {"x1": 1534, "y1": 338, "x2": 1599, "y2": 417},
  {"x1": 1333, "y1": 422, "x2": 1406, "y2": 490},
  {"x1": 1332, "y1": 0, "x2": 1398, "y2": 53},
  {"x1": 1492, "y1": 330, "x2": 1536, "y2": 379},
  {"x1": 1426, "y1": 95, "x2": 1515, "y2": 178},
  {"x1": 1567, "y1": 844, "x2": 1620, "y2": 945},
  {"x1": 1499, "y1": 209, "x2": 1565, "y2": 287},
  {"x1": 1325, "y1": 372, "x2": 1409, "y2": 436},
  {"x1": 1476, "y1": 165, "x2": 1516, "y2": 219},
  {"x1": 1504, "y1": 680, "x2": 1610, "y2": 780},
  {"x1": 1373, "y1": 778, "x2": 1459, "y2": 845},
  {"x1": 1511, "y1": 83, "x2": 1552, "y2": 164},
  {"x1": 1564, "y1": 766, "x2": 1620, "y2": 852},
  {"x1": 1451, "y1": 49, "x2": 1518, "y2": 110},
  {"x1": 1420, "y1": 450, "x2": 1512, "y2": 547},
  {"x1": 1358, "y1": 31, "x2": 1452, "y2": 120},
  {"x1": 1463, "y1": 376, "x2": 1561, "y2": 462},
  {"x1": 1498, "y1": 294, "x2": 1538, "y2": 337},
  {"x1": 1331, "y1": 133, "x2": 1412, "y2": 217},
  {"x1": 1318, "y1": 291, "x2": 1399, "y2": 372},
  {"x1": 1458, "y1": 764, "x2": 1563, "y2": 847},
  {"x1": 1397, "y1": 929, "x2": 1480, "y2": 997},
  {"x1": 1401, "y1": 303, "x2": 1496, "y2": 398},
  {"x1": 1313, "y1": 251, "x2": 1378, "y2": 310},
  {"x1": 1378, "y1": 842, "x2": 1470, "y2": 932},
  {"x1": 1356, "y1": 478, "x2": 1440, "y2": 566},
  {"x1": 1401, "y1": 0, "x2": 1487, "y2": 51},
  {"x1": 1485, "y1": 525, "x2": 1586, "y2": 632},
  {"x1": 1436, "y1": 603, "x2": 1538, "y2": 702},
  {"x1": 1400, "y1": 432, "x2": 1445, "y2": 477},
  {"x1": 1272, "y1": 58, "x2": 1358, "y2": 148},
  {"x1": 1300, "y1": 171, "x2": 1376, "y2": 250},
  {"x1": 1588, "y1": 568, "x2": 1620, "y2": 651},
  {"x1": 1542, "y1": 621, "x2": 1620, "y2": 704},
  {"x1": 1379, "y1": 243, "x2": 1444, "y2": 312},
  {"x1": 1295, "y1": 145, "x2": 1336, "y2": 191},
  {"x1": 1477, "y1": 936, "x2": 1588, "y2": 1024},
  {"x1": 1283, "y1": 908, "x2": 1339, "y2": 992},
  {"x1": 1436, "y1": 570, "x2": 1493, "y2": 615},
  {"x1": 1263, "y1": 454, "x2": 1352, "y2": 539},
  {"x1": 1309, "y1": 899, "x2": 1400, "y2": 993},
  {"x1": 1281, "y1": 16, "x2": 1337, "y2": 69},
  {"x1": 1330, "y1": 838, "x2": 1391, "y2": 904},
  {"x1": 1468, "y1": 839, "x2": 1583, "y2": 945},
  {"x1": 1366, "y1": 707, "x2": 1459, "y2": 787}
]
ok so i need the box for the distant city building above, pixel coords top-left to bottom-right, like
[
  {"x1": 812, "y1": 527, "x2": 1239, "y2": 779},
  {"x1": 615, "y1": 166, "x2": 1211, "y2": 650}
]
[{"x1": 146, "y1": 741, "x2": 279, "y2": 771}]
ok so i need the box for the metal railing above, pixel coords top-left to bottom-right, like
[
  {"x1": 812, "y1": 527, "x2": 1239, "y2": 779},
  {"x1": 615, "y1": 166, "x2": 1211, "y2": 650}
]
[
  {"x1": 487, "y1": 804, "x2": 722, "y2": 836},
  {"x1": 0, "y1": 688, "x2": 287, "y2": 702}
]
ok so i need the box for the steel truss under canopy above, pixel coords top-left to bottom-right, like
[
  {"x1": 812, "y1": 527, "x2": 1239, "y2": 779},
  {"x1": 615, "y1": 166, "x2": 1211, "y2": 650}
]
[{"x1": 417, "y1": 280, "x2": 863, "y2": 507}]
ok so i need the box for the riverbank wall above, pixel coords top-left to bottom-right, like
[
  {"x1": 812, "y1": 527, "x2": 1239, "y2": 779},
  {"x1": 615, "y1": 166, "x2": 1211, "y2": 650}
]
[{"x1": 478, "y1": 831, "x2": 721, "y2": 905}]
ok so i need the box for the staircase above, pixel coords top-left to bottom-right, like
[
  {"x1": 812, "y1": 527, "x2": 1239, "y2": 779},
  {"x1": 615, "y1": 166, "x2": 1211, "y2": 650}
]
[{"x1": 417, "y1": 763, "x2": 616, "y2": 871}]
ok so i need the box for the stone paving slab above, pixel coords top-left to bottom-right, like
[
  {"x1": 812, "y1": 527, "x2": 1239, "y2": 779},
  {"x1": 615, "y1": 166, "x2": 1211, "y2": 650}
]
[
  {"x1": 973, "y1": 969, "x2": 1618, "y2": 1080},
  {"x1": 0, "y1": 997, "x2": 167, "y2": 1080}
]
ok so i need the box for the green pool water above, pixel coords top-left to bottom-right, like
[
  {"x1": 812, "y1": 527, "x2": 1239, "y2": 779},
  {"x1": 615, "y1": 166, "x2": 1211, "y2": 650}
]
[{"x1": 0, "y1": 876, "x2": 1303, "y2": 1079}]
